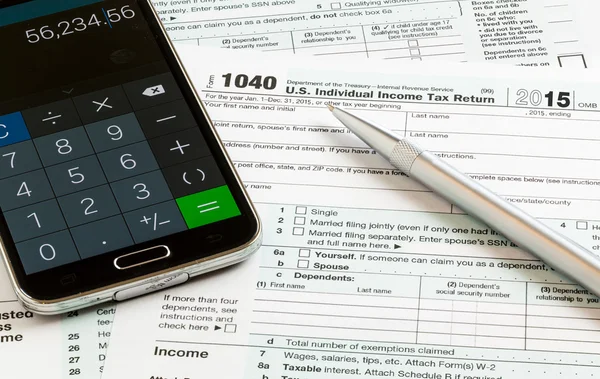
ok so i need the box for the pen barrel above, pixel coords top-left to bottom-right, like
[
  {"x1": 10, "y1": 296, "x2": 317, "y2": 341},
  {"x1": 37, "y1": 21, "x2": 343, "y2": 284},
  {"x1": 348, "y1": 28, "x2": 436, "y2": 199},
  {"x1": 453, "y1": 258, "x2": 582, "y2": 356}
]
[{"x1": 407, "y1": 150, "x2": 600, "y2": 296}]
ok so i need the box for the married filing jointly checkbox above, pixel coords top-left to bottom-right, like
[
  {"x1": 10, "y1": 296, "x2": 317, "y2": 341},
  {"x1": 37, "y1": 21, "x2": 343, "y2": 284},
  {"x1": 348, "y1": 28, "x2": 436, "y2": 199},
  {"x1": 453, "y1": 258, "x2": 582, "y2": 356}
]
[{"x1": 294, "y1": 216, "x2": 306, "y2": 225}]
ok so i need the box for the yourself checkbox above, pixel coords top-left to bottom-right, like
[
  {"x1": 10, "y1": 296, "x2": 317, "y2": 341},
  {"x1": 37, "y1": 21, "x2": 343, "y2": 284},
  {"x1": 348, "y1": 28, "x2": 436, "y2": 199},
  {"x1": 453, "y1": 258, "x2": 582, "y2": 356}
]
[
  {"x1": 294, "y1": 217, "x2": 306, "y2": 225},
  {"x1": 297, "y1": 260, "x2": 310, "y2": 268},
  {"x1": 577, "y1": 221, "x2": 589, "y2": 230},
  {"x1": 295, "y1": 206, "x2": 307, "y2": 215},
  {"x1": 408, "y1": 39, "x2": 419, "y2": 47},
  {"x1": 299, "y1": 249, "x2": 311, "y2": 258},
  {"x1": 331, "y1": 2, "x2": 341, "y2": 9},
  {"x1": 293, "y1": 227, "x2": 305, "y2": 236},
  {"x1": 224, "y1": 324, "x2": 237, "y2": 333}
]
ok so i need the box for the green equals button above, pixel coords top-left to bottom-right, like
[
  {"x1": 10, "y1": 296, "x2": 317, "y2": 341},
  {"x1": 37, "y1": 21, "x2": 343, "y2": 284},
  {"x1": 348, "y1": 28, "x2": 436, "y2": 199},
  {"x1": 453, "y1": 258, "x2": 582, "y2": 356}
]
[{"x1": 176, "y1": 185, "x2": 241, "y2": 229}]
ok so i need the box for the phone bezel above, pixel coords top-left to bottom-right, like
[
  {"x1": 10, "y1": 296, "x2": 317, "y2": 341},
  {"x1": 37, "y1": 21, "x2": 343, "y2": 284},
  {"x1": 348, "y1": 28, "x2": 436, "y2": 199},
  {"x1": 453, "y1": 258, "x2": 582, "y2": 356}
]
[{"x1": 0, "y1": 0, "x2": 261, "y2": 304}]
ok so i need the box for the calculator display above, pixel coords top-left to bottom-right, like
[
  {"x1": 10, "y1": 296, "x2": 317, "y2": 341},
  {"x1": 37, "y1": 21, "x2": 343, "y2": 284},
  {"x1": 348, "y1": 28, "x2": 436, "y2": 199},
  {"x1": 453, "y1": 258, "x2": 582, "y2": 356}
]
[{"x1": 0, "y1": 0, "x2": 253, "y2": 283}]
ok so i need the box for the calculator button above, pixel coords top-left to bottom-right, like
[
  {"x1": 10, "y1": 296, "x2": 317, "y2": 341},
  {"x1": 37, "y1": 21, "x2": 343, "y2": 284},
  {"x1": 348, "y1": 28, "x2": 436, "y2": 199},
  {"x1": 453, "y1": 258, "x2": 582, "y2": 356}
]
[
  {"x1": 0, "y1": 140, "x2": 42, "y2": 179},
  {"x1": 70, "y1": 215, "x2": 133, "y2": 259},
  {"x1": 72, "y1": 86, "x2": 132, "y2": 124},
  {"x1": 45, "y1": 156, "x2": 107, "y2": 196},
  {"x1": 97, "y1": 141, "x2": 159, "y2": 182},
  {"x1": 21, "y1": 99, "x2": 81, "y2": 138},
  {"x1": 0, "y1": 112, "x2": 30, "y2": 147},
  {"x1": 4, "y1": 199, "x2": 67, "y2": 243},
  {"x1": 0, "y1": 169, "x2": 54, "y2": 211},
  {"x1": 123, "y1": 72, "x2": 183, "y2": 110},
  {"x1": 176, "y1": 185, "x2": 241, "y2": 229},
  {"x1": 162, "y1": 156, "x2": 225, "y2": 198},
  {"x1": 149, "y1": 127, "x2": 210, "y2": 168},
  {"x1": 136, "y1": 99, "x2": 196, "y2": 139},
  {"x1": 84, "y1": 113, "x2": 145, "y2": 153},
  {"x1": 110, "y1": 171, "x2": 173, "y2": 213},
  {"x1": 123, "y1": 201, "x2": 187, "y2": 243},
  {"x1": 16, "y1": 230, "x2": 80, "y2": 275},
  {"x1": 33, "y1": 126, "x2": 94, "y2": 167},
  {"x1": 57, "y1": 185, "x2": 120, "y2": 227}
]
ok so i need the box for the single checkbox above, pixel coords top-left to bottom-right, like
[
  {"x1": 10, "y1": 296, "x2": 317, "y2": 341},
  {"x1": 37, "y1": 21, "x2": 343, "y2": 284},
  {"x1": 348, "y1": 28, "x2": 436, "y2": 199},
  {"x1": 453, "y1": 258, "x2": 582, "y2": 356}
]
[
  {"x1": 293, "y1": 227, "x2": 305, "y2": 236},
  {"x1": 577, "y1": 221, "x2": 589, "y2": 230},
  {"x1": 297, "y1": 259, "x2": 309, "y2": 268},
  {"x1": 409, "y1": 48, "x2": 421, "y2": 56},
  {"x1": 294, "y1": 217, "x2": 306, "y2": 225},
  {"x1": 408, "y1": 39, "x2": 419, "y2": 47},
  {"x1": 224, "y1": 324, "x2": 237, "y2": 333},
  {"x1": 331, "y1": 2, "x2": 341, "y2": 9},
  {"x1": 295, "y1": 206, "x2": 307, "y2": 215},
  {"x1": 299, "y1": 249, "x2": 311, "y2": 258}
]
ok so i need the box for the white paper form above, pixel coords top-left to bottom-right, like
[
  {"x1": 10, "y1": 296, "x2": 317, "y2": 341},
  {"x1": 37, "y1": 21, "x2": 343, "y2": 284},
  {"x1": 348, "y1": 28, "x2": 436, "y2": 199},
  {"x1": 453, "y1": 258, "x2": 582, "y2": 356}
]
[
  {"x1": 101, "y1": 46, "x2": 600, "y2": 379},
  {"x1": 152, "y1": 0, "x2": 592, "y2": 68},
  {"x1": 0, "y1": 264, "x2": 114, "y2": 379}
]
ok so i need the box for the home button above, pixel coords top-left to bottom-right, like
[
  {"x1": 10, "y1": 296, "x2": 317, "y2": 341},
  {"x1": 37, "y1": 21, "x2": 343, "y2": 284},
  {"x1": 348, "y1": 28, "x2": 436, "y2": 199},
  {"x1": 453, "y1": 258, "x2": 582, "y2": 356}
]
[{"x1": 114, "y1": 245, "x2": 171, "y2": 270}]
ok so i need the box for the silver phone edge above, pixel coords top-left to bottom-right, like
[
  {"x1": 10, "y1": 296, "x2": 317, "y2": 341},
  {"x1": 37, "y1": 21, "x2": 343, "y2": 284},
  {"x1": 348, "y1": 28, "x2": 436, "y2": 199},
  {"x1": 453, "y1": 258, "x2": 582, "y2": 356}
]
[{"x1": 0, "y1": 0, "x2": 263, "y2": 315}]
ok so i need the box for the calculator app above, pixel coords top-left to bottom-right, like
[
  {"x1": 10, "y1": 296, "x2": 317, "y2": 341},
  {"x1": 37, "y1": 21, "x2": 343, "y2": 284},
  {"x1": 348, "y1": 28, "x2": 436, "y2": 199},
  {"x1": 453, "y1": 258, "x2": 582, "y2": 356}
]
[{"x1": 0, "y1": 1, "x2": 242, "y2": 275}]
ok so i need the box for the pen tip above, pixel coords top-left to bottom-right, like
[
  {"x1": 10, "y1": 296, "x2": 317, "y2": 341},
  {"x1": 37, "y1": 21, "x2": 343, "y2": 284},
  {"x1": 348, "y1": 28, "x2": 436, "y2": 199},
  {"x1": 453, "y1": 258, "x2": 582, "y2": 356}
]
[{"x1": 326, "y1": 104, "x2": 335, "y2": 111}]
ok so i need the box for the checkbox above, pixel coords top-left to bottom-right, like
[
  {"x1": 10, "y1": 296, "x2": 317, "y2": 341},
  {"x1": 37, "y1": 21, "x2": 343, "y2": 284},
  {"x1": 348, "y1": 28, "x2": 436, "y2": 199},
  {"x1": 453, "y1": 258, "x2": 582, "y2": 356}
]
[
  {"x1": 409, "y1": 48, "x2": 420, "y2": 56},
  {"x1": 577, "y1": 221, "x2": 589, "y2": 230},
  {"x1": 295, "y1": 206, "x2": 307, "y2": 215},
  {"x1": 331, "y1": 2, "x2": 341, "y2": 9},
  {"x1": 299, "y1": 249, "x2": 311, "y2": 258},
  {"x1": 293, "y1": 227, "x2": 305, "y2": 236},
  {"x1": 408, "y1": 39, "x2": 419, "y2": 47},
  {"x1": 294, "y1": 217, "x2": 306, "y2": 225},
  {"x1": 224, "y1": 324, "x2": 237, "y2": 333},
  {"x1": 297, "y1": 259, "x2": 309, "y2": 268}
]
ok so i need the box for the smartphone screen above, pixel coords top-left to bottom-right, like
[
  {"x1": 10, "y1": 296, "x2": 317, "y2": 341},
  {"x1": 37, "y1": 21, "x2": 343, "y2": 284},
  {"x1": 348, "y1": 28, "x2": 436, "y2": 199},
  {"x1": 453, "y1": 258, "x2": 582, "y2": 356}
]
[{"x1": 0, "y1": 0, "x2": 259, "y2": 301}]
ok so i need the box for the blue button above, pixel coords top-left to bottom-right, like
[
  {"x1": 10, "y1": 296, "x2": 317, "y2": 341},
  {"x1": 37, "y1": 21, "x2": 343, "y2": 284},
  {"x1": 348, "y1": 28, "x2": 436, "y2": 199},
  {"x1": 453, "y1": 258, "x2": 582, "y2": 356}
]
[{"x1": 0, "y1": 112, "x2": 30, "y2": 147}]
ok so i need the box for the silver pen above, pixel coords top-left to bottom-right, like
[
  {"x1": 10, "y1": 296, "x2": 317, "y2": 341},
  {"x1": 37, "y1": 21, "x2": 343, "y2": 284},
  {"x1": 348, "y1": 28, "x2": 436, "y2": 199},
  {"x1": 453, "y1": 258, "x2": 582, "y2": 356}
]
[{"x1": 328, "y1": 105, "x2": 600, "y2": 296}]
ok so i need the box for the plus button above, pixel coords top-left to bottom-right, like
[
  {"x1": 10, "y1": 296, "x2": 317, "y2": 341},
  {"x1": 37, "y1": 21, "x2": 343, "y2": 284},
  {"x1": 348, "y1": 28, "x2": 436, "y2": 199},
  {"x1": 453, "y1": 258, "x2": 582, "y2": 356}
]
[{"x1": 170, "y1": 140, "x2": 191, "y2": 155}]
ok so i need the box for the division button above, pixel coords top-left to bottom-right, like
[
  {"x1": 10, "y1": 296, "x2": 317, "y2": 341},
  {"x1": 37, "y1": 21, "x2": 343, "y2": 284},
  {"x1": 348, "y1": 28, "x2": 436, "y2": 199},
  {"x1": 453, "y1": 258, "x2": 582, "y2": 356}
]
[
  {"x1": 21, "y1": 99, "x2": 81, "y2": 138},
  {"x1": 123, "y1": 201, "x2": 187, "y2": 243},
  {"x1": 123, "y1": 72, "x2": 183, "y2": 110},
  {"x1": 0, "y1": 112, "x2": 30, "y2": 147},
  {"x1": 16, "y1": 230, "x2": 80, "y2": 275},
  {"x1": 149, "y1": 127, "x2": 210, "y2": 168},
  {"x1": 4, "y1": 199, "x2": 67, "y2": 243},
  {"x1": 72, "y1": 86, "x2": 132, "y2": 124},
  {"x1": 136, "y1": 99, "x2": 196, "y2": 139},
  {"x1": 0, "y1": 169, "x2": 54, "y2": 211},
  {"x1": 33, "y1": 126, "x2": 94, "y2": 167},
  {"x1": 162, "y1": 156, "x2": 225, "y2": 198},
  {"x1": 0, "y1": 140, "x2": 42, "y2": 180},
  {"x1": 70, "y1": 215, "x2": 133, "y2": 259}
]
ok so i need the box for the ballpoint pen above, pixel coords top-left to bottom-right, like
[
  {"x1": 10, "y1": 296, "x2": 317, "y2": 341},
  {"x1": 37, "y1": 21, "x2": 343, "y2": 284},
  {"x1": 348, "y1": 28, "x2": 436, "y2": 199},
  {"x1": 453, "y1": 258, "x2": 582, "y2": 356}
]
[{"x1": 328, "y1": 105, "x2": 600, "y2": 296}]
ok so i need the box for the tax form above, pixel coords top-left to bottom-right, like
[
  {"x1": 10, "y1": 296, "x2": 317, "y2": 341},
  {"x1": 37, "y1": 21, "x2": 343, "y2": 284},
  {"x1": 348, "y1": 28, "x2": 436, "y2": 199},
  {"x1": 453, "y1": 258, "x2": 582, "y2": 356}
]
[
  {"x1": 100, "y1": 45, "x2": 600, "y2": 379},
  {"x1": 153, "y1": 0, "x2": 594, "y2": 68}
]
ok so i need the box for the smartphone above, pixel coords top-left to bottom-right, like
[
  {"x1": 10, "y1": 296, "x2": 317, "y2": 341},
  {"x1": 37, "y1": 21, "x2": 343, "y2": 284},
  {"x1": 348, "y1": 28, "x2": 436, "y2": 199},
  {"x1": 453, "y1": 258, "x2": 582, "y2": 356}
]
[{"x1": 0, "y1": 0, "x2": 262, "y2": 315}]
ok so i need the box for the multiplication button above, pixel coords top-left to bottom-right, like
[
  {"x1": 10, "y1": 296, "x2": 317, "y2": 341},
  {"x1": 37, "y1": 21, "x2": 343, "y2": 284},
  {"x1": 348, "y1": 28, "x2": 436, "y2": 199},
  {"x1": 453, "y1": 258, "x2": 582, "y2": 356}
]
[
  {"x1": 70, "y1": 215, "x2": 133, "y2": 259},
  {"x1": 110, "y1": 171, "x2": 173, "y2": 212},
  {"x1": 33, "y1": 126, "x2": 94, "y2": 167},
  {"x1": 45, "y1": 155, "x2": 107, "y2": 196},
  {"x1": 124, "y1": 201, "x2": 187, "y2": 243},
  {"x1": 16, "y1": 230, "x2": 80, "y2": 274},
  {"x1": 4, "y1": 199, "x2": 67, "y2": 243},
  {"x1": 97, "y1": 141, "x2": 159, "y2": 182},
  {"x1": 57, "y1": 185, "x2": 120, "y2": 227},
  {"x1": 72, "y1": 86, "x2": 132, "y2": 124},
  {"x1": 0, "y1": 141, "x2": 42, "y2": 179},
  {"x1": 0, "y1": 112, "x2": 30, "y2": 147},
  {"x1": 85, "y1": 113, "x2": 145, "y2": 153},
  {"x1": 0, "y1": 169, "x2": 54, "y2": 211}
]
